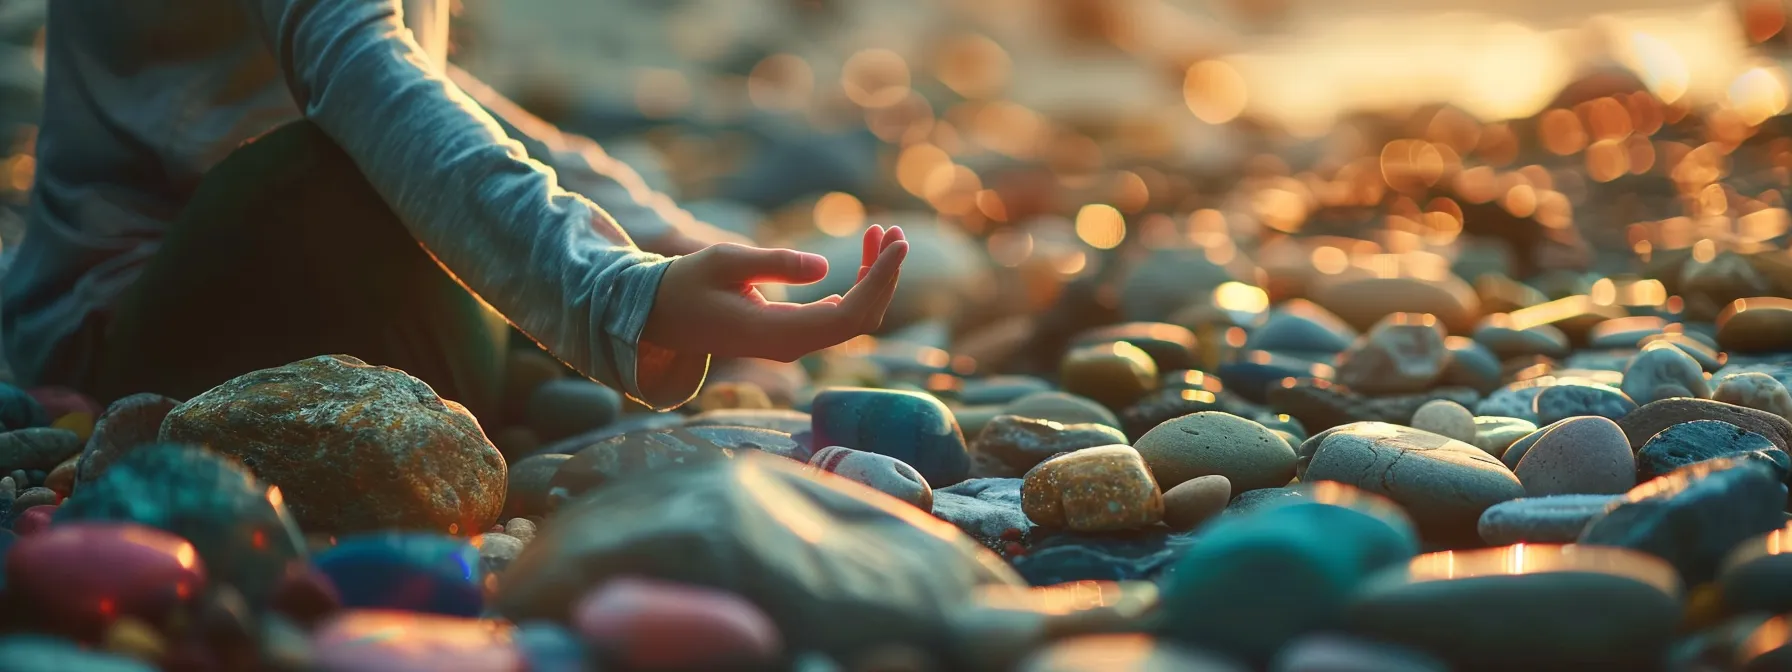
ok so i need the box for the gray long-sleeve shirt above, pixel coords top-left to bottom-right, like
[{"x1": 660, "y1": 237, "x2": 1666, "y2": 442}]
[{"x1": 3, "y1": 0, "x2": 709, "y2": 408}]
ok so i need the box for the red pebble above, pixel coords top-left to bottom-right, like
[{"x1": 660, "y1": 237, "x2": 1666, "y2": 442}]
[
  {"x1": 8, "y1": 522, "x2": 207, "y2": 638},
  {"x1": 1004, "y1": 542, "x2": 1028, "y2": 557},
  {"x1": 13, "y1": 505, "x2": 55, "y2": 536},
  {"x1": 314, "y1": 610, "x2": 524, "y2": 672},
  {"x1": 574, "y1": 577, "x2": 781, "y2": 669},
  {"x1": 1000, "y1": 528, "x2": 1022, "y2": 541},
  {"x1": 25, "y1": 387, "x2": 103, "y2": 420}
]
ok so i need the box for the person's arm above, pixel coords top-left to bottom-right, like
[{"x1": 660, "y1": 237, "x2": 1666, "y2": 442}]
[
  {"x1": 445, "y1": 65, "x2": 750, "y2": 256},
  {"x1": 240, "y1": 0, "x2": 706, "y2": 409}
]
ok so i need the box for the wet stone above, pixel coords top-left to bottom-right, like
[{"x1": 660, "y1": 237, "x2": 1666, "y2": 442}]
[
  {"x1": 159, "y1": 355, "x2": 506, "y2": 536},
  {"x1": 1478, "y1": 495, "x2": 1624, "y2": 545},
  {"x1": 809, "y1": 446, "x2": 933, "y2": 511},
  {"x1": 1511, "y1": 417, "x2": 1636, "y2": 497},
  {"x1": 1618, "y1": 398, "x2": 1792, "y2": 454},
  {"x1": 971, "y1": 415, "x2": 1127, "y2": 476},
  {"x1": 1003, "y1": 391, "x2": 1121, "y2": 429},
  {"x1": 1300, "y1": 423, "x2": 1525, "y2": 546},
  {"x1": 1580, "y1": 458, "x2": 1788, "y2": 584},
  {"x1": 1021, "y1": 446, "x2": 1163, "y2": 532},
  {"x1": 1532, "y1": 383, "x2": 1636, "y2": 426},
  {"x1": 1635, "y1": 420, "x2": 1789, "y2": 483},
  {"x1": 1059, "y1": 342, "x2": 1159, "y2": 412},
  {"x1": 314, "y1": 533, "x2": 484, "y2": 617},
  {"x1": 1134, "y1": 411, "x2": 1296, "y2": 493},
  {"x1": 55, "y1": 444, "x2": 305, "y2": 608},
  {"x1": 1621, "y1": 344, "x2": 1711, "y2": 407},
  {"x1": 1713, "y1": 372, "x2": 1792, "y2": 422},
  {"x1": 811, "y1": 388, "x2": 971, "y2": 486}
]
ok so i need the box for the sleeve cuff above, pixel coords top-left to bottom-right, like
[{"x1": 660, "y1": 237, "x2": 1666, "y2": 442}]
[{"x1": 607, "y1": 255, "x2": 709, "y2": 410}]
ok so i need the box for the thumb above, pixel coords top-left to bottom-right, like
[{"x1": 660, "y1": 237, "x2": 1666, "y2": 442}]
[{"x1": 704, "y1": 244, "x2": 830, "y2": 285}]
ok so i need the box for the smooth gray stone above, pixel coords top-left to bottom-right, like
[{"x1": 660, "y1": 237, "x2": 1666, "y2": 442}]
[{"x1": 1477, "y1": 495, "x2": 1622, "y2": 545}]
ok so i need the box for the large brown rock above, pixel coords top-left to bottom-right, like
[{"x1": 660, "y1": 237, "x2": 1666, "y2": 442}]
[{"x1": 159, "y1": 355, "x2": 505, "y2": 536}]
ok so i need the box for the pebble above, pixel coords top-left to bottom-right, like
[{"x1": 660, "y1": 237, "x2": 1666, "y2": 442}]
[
  {"x1": 546, "y1": 428, "x2": 739, "y2": 509},
  {"x1": 313, "y1": 533, "x2": 485, "y2": 617},
  {"x1": 931, "y1": 477, "x2": 1031, "y2": 550},
  {"x1": 574, "y1": 577, "x2": 782, "y2": 669},
  {"x1": 1714, "y1": 372, "x2": 1792, "y2": 422},
  {"x1": 694, "y1": 381, "x2": 774, "y2": 411},
  {"x1": 530, "y1": 411, "x2": 687, "y2": 456},
  {"x1": 0, "y1": 428, "x2": 82, "y2": 473},
  {"x1": 12, "y1": 486, "x2": 57, "y2": 512},
  {"x1": 1222, "y1": 486, "x2": 1307, "y2": 517},
  {"x1": 1580, "y1": 457, "x2": 1788, "y2": 584},
  {"x1": 1588, "y1": 315, "x2": 1668, "y2": 348},
  {"x1": 513, "y1": 621, "x2": 589, "y2": 672},
  {"x1": 1640, "y1": 332, "x2": 1725, "y2": 372},
  {"x1": 502, "y1": 454, "x2": 570, "y2": 519},
  {"x1": 685, "y1": 408, "x2": 813, "y2": 435},
  {"x1": 1059, "y1": 342, "x2": 1159, "y2": 412},
  {"x1": 1021, "y1": 445, "x2": 1163, "y2": 532},
  {"x1": 1532, "y1": 383, "x2": 1636, "y2": 426},
  {"x1": 1134, "y1": 411, "x2": 1297, "y2": 493},
  {"x1": 54, "y1": 444, "x2": 305, "y2": 607},
  {"x1": 1618, "y1": 397, "x2": 1792, "y2": 454},
  {"x1": 312, "y1": 610, "x2": 524, "y2": 672},
  {"x1": 809, "y1": 445, "x2": 934, "y2": 510},
  {"x1": 14, "y1": 504, "x2": 53, "y2": 536},
  {"x1": 477, "y1": 532, "x2": 525, "y2": 577},
  {"x1": 50, "y1": 412, "x2": 94, "y2": 443},
  {"x1": 0, "y1": 635, "x2": 157, "y2": 672},
  {"x1": 159, "y1": 355, "x2": 505, "y2": 536},
  {"x1": 970, "y1": 415, "x2": 1127, "y2": 475},
  {"x1": 271, "y1": 563, "x2": 342, "y2": 628},
  {"x1": 1307, "y1": 275, "x2": 1481, "y2": 336},
  {"x1": 1511, "y1": 416, "x2": 1636, "y2": 496},
  {"x1": 1620, "y1": 344, "x2": 1711, "y2": 406},
  {"x1": 1472, "y1": 316, "x2": 1571, "y2": 360},
  {"x1": 503, "y1": 517, "x2": 537, "y2": 544},
  {"x1": 1716, "y1": 296, "x2": 1792, "y2": 353},
  {"x1": 1636, "y1": 419, "x2": 1789, "y2": 483},
  {"x1": 1299, "y1": 423, "x2": 1524, "y2": 545},
  {"x1": 1246, "y1": 300, "x2": 1358, "y2": 356},
  {"x1": 0, "y1": 383, "x2": 49, "y2": 431},
  {"x1": 1439, "y1": 337, "x2": 1503, "y2": 393},
  {"x1": 1217, "y1": 351, "x2": 1337, "y2": 404},
  {"x1": 525, "y1": 379, "x2": 623, "y2": 444},
  {"x1": 1267, "y1": 379, "x2": 1481, "y2": 434},
  {"x1": 1120, "y1": 388, "x2": 1227, "y2": 441},
  {"x1": 1718, "y1": 522, "x2": 1792, "y2": 616},
  {"x1": 1476, "y1": 495, "x2": 1618, "y2": 547},
  {"x1": 1162, "y1": 475, "x2": 1231, "y2": 531},
  {"x1": 77, "y1": 393, "x2": 180, "y2": 484},
  {"x1": 1018, "y1": 635, "x2": 1247, "y2": 671},
  {"x1": 1468, "y1": 416, "x2": 1537, "y2": 458},
  {"x1": 9, "y1": 522, "x2": 207, "y2": 638},
  {"x1": 811, "y1": 387, "x2": 971, "y2": 486},
  {"x1": 960, "y1": 376, "x2": 1054, "y2": 406},
  {"x1": 496, "y1": 454, "x2": 1024, "y2": 661},
  {"x1": 1346, "y1": 544, "x2": 1681, "y2": 671},
  {"x1": 1334, "y1": 313, "x2": 1450, "y2": 395},
  {"x1": 1474, "y1": 383, "x2": 1546, "y2": 423},
  {"x1": 1409, "y1": 400, "x2": 1476, "y2": 442},
  {"x1": 1003, "y1": 391, "x2": 1121, "y2": 429},
  {"x1": 1270, "y1": 635, "x2": 1449, "y2": 672},
  {"x1": 488, "y1": 426, "x2": 538, "y2": 460},
  {"x1": 1072, "y1": 322, "x2": 1200, "y2": 372},
  {"x1": 1013, "y1": 530, "x2": 1196, "y2": 585},
  {"x1": 1119, "y1": 248, "x2": 1239, "y2": 323},
  {"x1": 1157, "y1": 483, "x2": 1419, "y2": 664}
]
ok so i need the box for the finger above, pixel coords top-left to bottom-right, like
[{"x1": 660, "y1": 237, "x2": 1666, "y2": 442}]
[
  {"x1": 739, "y1": 301, "x2": 858, "y2": 361},
  {"x1": 843, "y1": 240, "x2": 907, "y2": 330},
  {"x1": 708, "y1": 244, "x2": 830, "y2": 286},
  {"x1": 882, "y1": 226, "x2": 905, "y2": 253},
  {"x1": 859, "y1": 225, "x2": 885, "y2": 283}
]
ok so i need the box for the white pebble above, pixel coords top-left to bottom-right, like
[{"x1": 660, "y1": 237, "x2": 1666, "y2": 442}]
[
  {"x1": 1620, "y1": 344, "x2": 1709, "y2": 406},
  {"x1": 1411, "y1": 400, "x2": 1477, "y2": 442},
  {"x1": 1714, "y1": 372, "x2": 1792, "y2": 422}
]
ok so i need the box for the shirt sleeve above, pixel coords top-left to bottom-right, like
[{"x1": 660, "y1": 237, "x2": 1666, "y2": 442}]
[
  {"x1": 443, "y1": 64, "x2": 745, "y2": 248},
  {"x1": 239, "y1": 0, "x2": 707, "y2": 409}
]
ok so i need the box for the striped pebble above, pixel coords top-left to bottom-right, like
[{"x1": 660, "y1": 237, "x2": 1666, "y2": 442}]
[{"x1": 808, "y1": 446, "x2": 934, "y2": 511}]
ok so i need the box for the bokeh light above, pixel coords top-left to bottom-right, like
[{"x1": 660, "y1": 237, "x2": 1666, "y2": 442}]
[{"x1": 1074, "y1": 204, "x2": 1126, "y2": 249}]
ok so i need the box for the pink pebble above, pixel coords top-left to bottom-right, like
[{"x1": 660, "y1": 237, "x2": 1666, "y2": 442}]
[
  {"x1": 313, "y1": 610, "x2": 524, "y2": 672},
  {"x1": 8, "y1": 522, "x2": 207, "y2": 637},
  {"x1": 14, "y1": 505, "x2": 55, "y2": 536},
  {"x1": 25, "y1": 387, "x2": 102, "y2": 420},
  {"x1": 574, "y1": 577, "x2": 782, "y2": 669}
]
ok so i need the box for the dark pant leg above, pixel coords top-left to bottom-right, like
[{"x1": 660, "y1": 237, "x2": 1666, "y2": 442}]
[{"x1": 94, "y1": 121, "x2": 507, "y2": 420}]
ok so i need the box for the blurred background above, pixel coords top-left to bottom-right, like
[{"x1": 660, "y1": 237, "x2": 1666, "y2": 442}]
[{"x1": 1, "y1": 0, "x2": 1789, "y2": 376}]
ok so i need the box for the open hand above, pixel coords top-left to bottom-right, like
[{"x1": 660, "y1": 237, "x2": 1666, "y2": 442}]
[{"x1": 641, "y1": 226, "x2": 908, "y2": 362}]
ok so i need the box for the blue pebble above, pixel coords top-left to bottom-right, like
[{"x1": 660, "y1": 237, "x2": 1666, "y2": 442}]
[
  {"x1": 1217, "y1": 352, "x2": 1334, "y2": 404},
  {"x1": 0, "y1": 384, "x2": 48, "y2": 431},
  {"x1": 313, "y1": 533, "x2": 485, "y2": 617},
  {"x1": 1532, "y1": 384, "x2": 1637, "y2": 426},
  {"x1": 1580, "y1": 458, "x2": 1787, "y2": 585},
  {"x1": 1156, "y1": 486, "x2": 1419, "y2": 665},
  {"x1": 809, "y1": 388, "x2": 970, "y2": 486},
  {"x1": 1637, "y1": 420, "x2": 1790, "y2": 482},
  {"x1": 1246, "y1": 311, "x2": 1354, "y2": 355}
]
